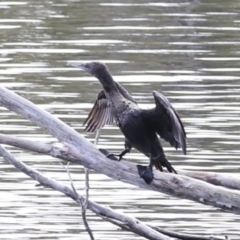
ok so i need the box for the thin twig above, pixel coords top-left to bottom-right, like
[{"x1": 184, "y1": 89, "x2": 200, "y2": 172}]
[
  {"x1": 84, "y1": 167, "x2": 90, "y2": 208},
  {"x1": 83, "y1": 130, "x2": 101, "y2": 225},
  {"x1": 61, "y1": 163, "x2": 95, "y2": 240},
  {"x1": 83, "y1": 129, "x2": 101, "y2": 209},
  {"x1": 94, "y1": 129, "x2": 101, "y2": 145},
  {"x1": 83, "y1": 129, "x2": 101, "y2": 208}
]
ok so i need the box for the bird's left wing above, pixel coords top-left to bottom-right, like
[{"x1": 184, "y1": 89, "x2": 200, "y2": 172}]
[{"x1": 144, "y1": 91, "x2": 186, "y2": 154}]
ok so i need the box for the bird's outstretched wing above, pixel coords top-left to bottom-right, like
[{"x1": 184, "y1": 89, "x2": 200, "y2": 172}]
[
  {"x1": 84, "y1": 82, "x2": 136, "y2": 132},
  {"x1": 83, "y1": 90, "x2": 114, "y2": 132},
  {"x1": 145, "y1": 91, "x2": 186, "y2": 154}
]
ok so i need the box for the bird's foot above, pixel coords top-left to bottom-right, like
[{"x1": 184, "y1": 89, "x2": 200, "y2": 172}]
[
  {"x1": 98, "y1": 148, "x2": 120, "y2": 161},
  {"x1": 137, "y1": 165, "x2": 154, "y2": 184},
  {"x1": 102, "y1": 148, "x2": 130, "y2": 161},
  {"x1": 106, "y1": 153, "x2": 122, "y2": 161},
  {"x1": 107, "y1": 148, "x2": 130, "y2": 161}
]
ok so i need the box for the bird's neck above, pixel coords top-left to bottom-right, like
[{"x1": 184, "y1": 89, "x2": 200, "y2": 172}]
[{"x1": 98, "y1": 70, "x2": 119, "y2": 95}]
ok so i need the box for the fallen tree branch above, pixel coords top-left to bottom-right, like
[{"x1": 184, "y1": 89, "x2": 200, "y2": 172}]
[
  {"x1": 0, "y1": 145, "x2": 227, "y2": 240},
  {"x1": 0, "y1": 133, "x2": 240, "y2": 192},
  {"x1": 100, "y1": 216, "x2": 172, "y2": 240},
  {"x1": 0, "y1": 87, "x2": 240, "y2": 215},
  {"x1": 100, "y1": 215, "x2": 226, "y2": 240},
  {"x1": 151, "y1": 226, "x2": 227, "y2": 240},
  {"x1": 0, "y1": 145, "x2": 170, "y2": 240}
]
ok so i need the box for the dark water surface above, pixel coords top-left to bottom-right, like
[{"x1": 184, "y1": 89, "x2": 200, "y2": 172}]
[{"x1": 0, "y1": 0, "x2": 240, "y2": 239}]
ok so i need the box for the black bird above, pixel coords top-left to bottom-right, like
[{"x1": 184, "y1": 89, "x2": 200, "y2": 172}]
[{"x1": 68, "y1": 61, "x2": 186, "y2": 184}]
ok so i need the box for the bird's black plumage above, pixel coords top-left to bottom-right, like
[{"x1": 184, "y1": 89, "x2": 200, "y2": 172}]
[{"x1": 68, "y1": 61, "x2": 187, "y2": 184}]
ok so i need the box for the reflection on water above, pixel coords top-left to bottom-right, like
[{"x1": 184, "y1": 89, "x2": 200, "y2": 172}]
[{"x1": 0, "y1": 0, "x2": 240, "y2": 239}]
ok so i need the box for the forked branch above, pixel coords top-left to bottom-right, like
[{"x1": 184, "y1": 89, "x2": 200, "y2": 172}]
[
  {"x1": 0, "y1": 145, "x2": 226, "y2": 240},
  {"x1": 0, "y1": 87, "x2": 239, "y2": 215}
]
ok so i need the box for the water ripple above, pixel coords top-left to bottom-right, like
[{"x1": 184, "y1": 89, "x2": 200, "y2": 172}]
[{"x1": 0, "y1": 0, "x2": 240, "y2": 239}]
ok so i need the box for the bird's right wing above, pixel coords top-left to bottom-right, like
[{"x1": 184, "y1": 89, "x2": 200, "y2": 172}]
[
  {"x1": 83, "y1": 90, "x2": 115, "y2": 132},
  {"x1": 84, "y1": 81, "x2": 137, "y2": 133}
]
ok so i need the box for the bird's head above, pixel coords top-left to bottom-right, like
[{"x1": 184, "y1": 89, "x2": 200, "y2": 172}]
[{"x1": 67, "y1": 61, "x2": 108, "y2": 79}]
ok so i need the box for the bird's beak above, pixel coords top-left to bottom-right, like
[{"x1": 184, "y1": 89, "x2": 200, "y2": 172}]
[{"x1": 67, "y1": 61, "x2": 88, "y2": 72}]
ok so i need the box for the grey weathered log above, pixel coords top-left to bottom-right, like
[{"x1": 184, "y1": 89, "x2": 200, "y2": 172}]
[
  {"x1": 0, "y1": 134, "x2": 240, "y2": 192},
  {"x1": 0, "y1": 87, "x2": 240, "y2": 214},
  {"x1": 0, "y1": 145, "x2": 170, "y2": 240}
]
